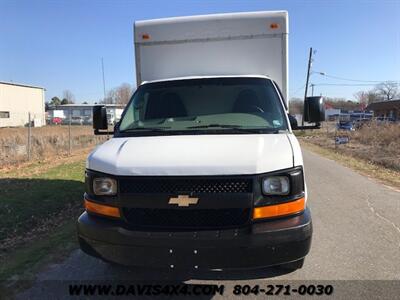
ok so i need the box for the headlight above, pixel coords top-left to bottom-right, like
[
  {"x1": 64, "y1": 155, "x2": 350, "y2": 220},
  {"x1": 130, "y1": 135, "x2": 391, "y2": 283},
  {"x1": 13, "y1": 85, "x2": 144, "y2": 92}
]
[
  {"x1": 262, "y1": 176, "x2": 290, "y2": 195},
  {"x1": 93, "y1": 177, "x2": 117, "y2": 195}
]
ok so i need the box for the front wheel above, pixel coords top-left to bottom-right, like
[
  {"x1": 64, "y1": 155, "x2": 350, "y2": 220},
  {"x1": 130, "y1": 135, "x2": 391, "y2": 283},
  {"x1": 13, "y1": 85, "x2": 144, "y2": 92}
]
[{"x1": 277, "y1": 258, "x2": 305, "y2": 271}]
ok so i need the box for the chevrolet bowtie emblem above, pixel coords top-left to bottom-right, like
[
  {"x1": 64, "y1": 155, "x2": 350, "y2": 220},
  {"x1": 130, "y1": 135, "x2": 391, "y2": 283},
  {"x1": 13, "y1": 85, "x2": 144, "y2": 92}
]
[{"x1": 168, "y1": 195, "x2": 199, "y2": 207}]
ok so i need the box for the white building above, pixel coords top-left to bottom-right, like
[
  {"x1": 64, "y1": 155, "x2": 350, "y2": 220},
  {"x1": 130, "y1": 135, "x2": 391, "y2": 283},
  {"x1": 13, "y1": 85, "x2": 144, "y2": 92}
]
[
  {"x1": 0, "y1": 81, "x2": 46, "y2": 127},
  {"x1": 325, "y1": 108, "x2": 341, "y2": 121},
  {"x1": 47, "y1": 104, "x2": 125, "y2": 125}
]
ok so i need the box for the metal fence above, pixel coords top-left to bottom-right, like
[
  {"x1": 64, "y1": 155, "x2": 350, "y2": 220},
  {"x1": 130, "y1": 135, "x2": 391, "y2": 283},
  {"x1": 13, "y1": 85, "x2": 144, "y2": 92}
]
[{"x1": 0, "y1": 112, "x2": 108, "y2": 166}]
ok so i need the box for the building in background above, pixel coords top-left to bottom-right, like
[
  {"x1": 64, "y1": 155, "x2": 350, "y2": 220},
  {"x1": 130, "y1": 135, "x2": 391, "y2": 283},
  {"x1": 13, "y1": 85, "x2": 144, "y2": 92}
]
[
  {"x1": 47, "y1": 104, "x2": 125, "y2": 125},
  {"x1": 366, "y1": 99, "x2": 400, "y2": 121},
  {"x1": 325, "y1": 108, "x2": 341, "y2": 121},
  {"x1": 0, "y1": 81, "x2": 46, "y2": 127}
]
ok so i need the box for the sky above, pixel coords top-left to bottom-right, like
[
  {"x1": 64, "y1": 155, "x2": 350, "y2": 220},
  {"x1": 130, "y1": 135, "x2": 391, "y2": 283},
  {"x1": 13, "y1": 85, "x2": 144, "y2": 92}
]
[{"x1": 0, "y1": 0, "x2": 399, "y2": 103}]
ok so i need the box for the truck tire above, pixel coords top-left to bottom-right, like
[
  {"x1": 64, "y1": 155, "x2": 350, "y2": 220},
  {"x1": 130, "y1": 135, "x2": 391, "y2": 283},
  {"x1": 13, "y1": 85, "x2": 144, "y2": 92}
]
[{"x1": 278, "y1": 258, "x2": 304, "y2": 271}]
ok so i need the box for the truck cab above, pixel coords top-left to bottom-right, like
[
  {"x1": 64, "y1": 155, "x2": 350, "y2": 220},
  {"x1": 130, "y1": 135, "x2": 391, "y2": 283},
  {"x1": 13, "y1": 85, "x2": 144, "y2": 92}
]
[{"x1": 77, "y1": 11, "x2": 324, "y2": 271}]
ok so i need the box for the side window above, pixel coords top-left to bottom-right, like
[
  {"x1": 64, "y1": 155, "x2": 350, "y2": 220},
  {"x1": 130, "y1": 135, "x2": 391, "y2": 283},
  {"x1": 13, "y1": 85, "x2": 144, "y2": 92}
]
[
  {"x1": 136, "y1": 93, "x2": 148, "y2": 121},
  {"x1": 0, "y1": 111, "x2": 10, "y2": 118},
  {"x1": 119, "y1": 91, "x2": 146, "y2": 130},
  {"x1": 120, "y1": 104, "x2": 134, "y2": 129}
]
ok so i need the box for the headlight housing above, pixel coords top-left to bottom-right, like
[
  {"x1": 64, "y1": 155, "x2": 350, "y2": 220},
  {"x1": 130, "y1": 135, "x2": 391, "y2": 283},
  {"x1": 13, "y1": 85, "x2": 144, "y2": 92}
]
[
  {"x1": 262, "y1": 176, "x2": 290, "y2": 195},
  {"x1": 93, "y1": 177, "x2": 117, "y2": 195}
]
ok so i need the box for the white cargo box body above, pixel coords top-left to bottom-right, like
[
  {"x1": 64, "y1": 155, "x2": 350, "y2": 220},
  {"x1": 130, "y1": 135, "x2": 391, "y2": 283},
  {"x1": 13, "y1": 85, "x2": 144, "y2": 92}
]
[{"x1": 134, "y1": 11, "x2": 289, "y2": 104}]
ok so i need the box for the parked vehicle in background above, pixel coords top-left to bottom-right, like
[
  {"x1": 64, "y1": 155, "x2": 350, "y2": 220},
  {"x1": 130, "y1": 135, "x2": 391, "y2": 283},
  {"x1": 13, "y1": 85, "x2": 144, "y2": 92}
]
[
  {"x1": 107, "y1": 108, "x2": 124, "y2": 125},
  {"x1": 72, "y1": 116, "x2": 85, "y2": 125},
  {"x1": 107, "y1": 113, "x2": 115, "y2": 125},
  {"x1": 60, "y1": 116, "x2": 84, "y2": 125},
  {"x1": 337, "y1": 121, "x2": 354, "y2": 131},
  {"x1": 83, "y1": 116, "x2": 93, "y2": 125},
  {"x1": 51, "y1": 117, "x2": 62, "y2": 125}
]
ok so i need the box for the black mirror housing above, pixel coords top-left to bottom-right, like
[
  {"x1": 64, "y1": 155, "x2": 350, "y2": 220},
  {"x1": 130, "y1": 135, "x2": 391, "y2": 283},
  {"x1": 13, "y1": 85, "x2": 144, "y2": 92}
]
[
  {"x1": 93, "y1": 105, "x2": 108, "y2": 130},
  {"x1": 93, "y1": 105, "x2": 109, "y2": 135},
  {"x1": 304, "y1": 96, "x2": 325, "y2": 123}
]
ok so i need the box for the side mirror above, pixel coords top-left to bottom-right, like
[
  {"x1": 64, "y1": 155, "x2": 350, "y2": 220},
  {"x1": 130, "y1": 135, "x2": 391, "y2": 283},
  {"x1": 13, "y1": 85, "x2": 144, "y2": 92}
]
[
  {"x1": 304, "y1": 96, "x2": 325, "y2": 124},
  {"x1": 288, "y1": 114, "x2": 298, "y2": 130},
  {"x1": 93, "y1": 105, "x2": 113, "y2": 135},
  {"x1": 93, "y1": 105, "x2": 108, "y2": 130},
  {"x1": 114, "y1": 121, "x2": 120, "y2": 132}
]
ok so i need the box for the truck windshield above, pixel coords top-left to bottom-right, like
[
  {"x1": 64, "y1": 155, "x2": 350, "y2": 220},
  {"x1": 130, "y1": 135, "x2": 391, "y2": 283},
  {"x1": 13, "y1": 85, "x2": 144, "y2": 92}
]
[{"x1": 118, "y1": 77, "x2": 288, "y2": 135}]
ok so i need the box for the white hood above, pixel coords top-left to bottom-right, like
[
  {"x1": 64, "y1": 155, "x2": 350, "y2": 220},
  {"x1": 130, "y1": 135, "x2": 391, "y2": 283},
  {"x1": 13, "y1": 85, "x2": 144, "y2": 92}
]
[{"x1": 87, "y1": 134, "x2": 294, "y2": 176}]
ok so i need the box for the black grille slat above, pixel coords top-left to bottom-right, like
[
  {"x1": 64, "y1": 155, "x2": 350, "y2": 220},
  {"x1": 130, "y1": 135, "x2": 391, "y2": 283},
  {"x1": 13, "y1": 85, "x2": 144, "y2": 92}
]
[
  {"x1": 119, "y1": 178, "x2": 253, "y2": 194},
  {"x1": 123, "y1": 208, "x2": 250, "y2": 229}
]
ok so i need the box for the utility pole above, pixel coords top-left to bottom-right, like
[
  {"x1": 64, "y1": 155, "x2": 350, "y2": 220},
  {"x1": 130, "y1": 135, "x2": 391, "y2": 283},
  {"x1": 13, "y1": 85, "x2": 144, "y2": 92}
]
[
  {"x1": 27, "y1": 112, "x2": 31, "y2": 161},
  {"x1": 311, "y1": 83, "x2": 315, "y2": 96},
  {"x1": 101, "y1": 58, "x2": 106, "y2": 101},
  {"x1": 68, "y1": 107, "x2": 72, "y2": 155},
  {"x1": 302, "y1": 47, "x2": 313, "y2": 126}
]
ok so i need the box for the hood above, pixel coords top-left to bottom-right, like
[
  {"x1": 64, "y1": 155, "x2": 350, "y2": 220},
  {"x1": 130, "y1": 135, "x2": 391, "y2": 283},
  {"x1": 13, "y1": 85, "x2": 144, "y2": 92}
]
[{"x1": 87, "y1": 134, "x2": 294, "y2": 176}]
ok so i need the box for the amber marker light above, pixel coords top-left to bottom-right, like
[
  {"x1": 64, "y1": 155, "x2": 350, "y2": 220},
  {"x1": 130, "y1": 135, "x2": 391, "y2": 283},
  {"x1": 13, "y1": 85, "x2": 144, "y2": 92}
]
[
  {"x1": 142, "y1": 33, "x2": 150, "y2": 40},
  {"x1": 253, "y1": 197, "x2": 305, "y2": 220},
  {"x1": 270, "y1": 23, "x2": 280, "y2": 29},
  {"x1": 84, "y1": 199, "x2": 121, "y2": 218}
]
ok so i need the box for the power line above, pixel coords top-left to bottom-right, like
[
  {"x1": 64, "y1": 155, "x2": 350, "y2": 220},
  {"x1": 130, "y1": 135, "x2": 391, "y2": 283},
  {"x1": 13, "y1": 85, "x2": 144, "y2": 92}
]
[
  {"x1": 312, "y1": 83, "x2": 379, "y2": 86},
  {"x1": 289, "y1": 83, "x2": 307, "y2": 96},
  {"x1": 313, "y1": 71, "x2": 398, "y2": 83}
]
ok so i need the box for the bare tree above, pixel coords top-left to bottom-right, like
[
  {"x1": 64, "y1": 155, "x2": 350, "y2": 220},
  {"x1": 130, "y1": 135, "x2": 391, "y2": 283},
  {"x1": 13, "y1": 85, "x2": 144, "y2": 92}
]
[
  {"x1": 114, "y1": 83, "x2": 133, "y2": 104},
  {"x1": 366, "y1": 90, "x2": 379, "y2": 105},
  {"x1": 374, "y1": 81, "x2": 399, "y2": 101},
  {"x1": 102, "y1": 83, "x2": 133, "y2": 105},
  {"x1": 354, "y1": 91, "x2": 366, "y2": 103},
  {"x1": 353, "y1": 91, "x2": 367, "y2": 108},
  {"x1": 324, "y1": 97, "x2": 360, "y2": 111},
  {"x1": 103, "y1": 89, "x2": 116, "y2": 104},
  {"x1": 62, "y1": 90, "x2": 75, "y2": 104},
  {"x1": 354, "y1": 90, "x2": 381, "y2": 105}
]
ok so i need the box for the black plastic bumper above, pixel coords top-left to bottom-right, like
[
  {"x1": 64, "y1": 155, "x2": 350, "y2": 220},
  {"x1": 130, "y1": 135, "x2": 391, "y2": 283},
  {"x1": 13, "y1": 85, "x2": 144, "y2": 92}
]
[{"x1": 77, "y1": 208, "x2": 312, "y2": 270}]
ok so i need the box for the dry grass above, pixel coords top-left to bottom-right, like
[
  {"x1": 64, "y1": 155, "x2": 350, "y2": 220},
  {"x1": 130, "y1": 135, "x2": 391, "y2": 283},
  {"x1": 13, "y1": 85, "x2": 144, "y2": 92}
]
[
  {"x1": 0, "y1": 126, "x2": 107, "y2": 167},
  {"x1": 297, "y1": 122, "x2": 400, "y2": 189},
  {"x1": 300, "y1": 141, "x2": 400, "y2": 190},
  {"x1": 298, "y1": 122, "x2": 400, "y2": 171}
]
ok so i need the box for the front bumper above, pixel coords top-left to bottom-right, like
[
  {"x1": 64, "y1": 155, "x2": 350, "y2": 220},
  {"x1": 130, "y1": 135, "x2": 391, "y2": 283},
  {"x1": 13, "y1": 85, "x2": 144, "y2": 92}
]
[{"x1": 77, "y1": 208, "x2": 312, "y2": 270}]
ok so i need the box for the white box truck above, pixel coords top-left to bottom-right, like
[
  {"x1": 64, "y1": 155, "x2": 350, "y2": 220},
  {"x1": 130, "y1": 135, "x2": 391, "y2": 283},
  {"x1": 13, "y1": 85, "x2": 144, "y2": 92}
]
[{"x1": 78, "y1": 11, "x2": 325, "y2": 271}]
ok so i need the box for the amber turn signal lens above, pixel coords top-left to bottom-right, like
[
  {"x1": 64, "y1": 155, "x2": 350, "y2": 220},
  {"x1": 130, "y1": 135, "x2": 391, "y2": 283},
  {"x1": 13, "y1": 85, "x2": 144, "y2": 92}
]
[
  {"x1": 84, "y1": 199, "x2": 120, "y2": 218},
  {"x1": 253, "y1": 197, "x2": 305, "y2": 219},
  {"x1": 270, "y1": 23, "x2": 280, "y2": 29}
]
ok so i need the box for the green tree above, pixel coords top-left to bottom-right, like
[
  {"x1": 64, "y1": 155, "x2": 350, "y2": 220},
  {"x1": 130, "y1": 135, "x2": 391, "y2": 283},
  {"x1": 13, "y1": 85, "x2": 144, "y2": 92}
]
[
  {"x1": 50, "y1": 96, "x2": 61, "y2": 106},
  {"x1": 61, "y1": 98, "x2": 69, "y2": 105}
]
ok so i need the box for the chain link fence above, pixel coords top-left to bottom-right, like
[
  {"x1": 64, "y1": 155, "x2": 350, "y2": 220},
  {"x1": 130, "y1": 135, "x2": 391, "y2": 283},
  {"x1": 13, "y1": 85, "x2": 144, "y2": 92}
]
[{"x1": 0, "y1": 112, "x2": 108, "y2": 167}]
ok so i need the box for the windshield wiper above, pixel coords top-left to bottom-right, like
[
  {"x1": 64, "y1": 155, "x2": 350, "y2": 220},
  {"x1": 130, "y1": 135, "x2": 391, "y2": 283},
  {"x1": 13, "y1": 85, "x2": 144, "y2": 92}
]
[
  {"x1": 186, "y1": 124, "x2": 281, "y2": 133},
  {"x1": 187, "y1": 124, "x2": 241, "y2": 129},
  {"x1": 121, "y1": 126, "x2": 171, "y2": 132}
]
